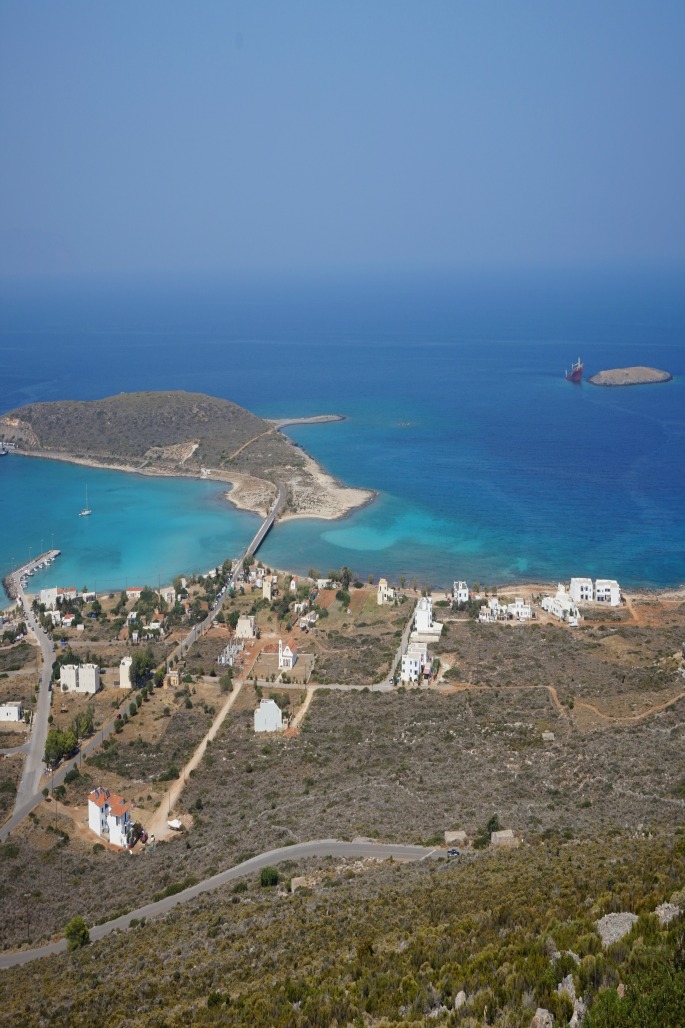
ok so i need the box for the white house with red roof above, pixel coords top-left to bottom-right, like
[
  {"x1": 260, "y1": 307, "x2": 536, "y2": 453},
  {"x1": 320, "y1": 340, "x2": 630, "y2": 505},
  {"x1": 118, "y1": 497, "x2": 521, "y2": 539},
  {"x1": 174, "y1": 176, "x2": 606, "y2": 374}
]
[
  {"x1": 126, "y1": 587, "x2": 143, "y2": 601},
  {"x1": 88, "y1": 786, "x2": 132, "y2": 848},
  {"x1": 278, "y1": 637, "x2": 298, "y2": 671}
]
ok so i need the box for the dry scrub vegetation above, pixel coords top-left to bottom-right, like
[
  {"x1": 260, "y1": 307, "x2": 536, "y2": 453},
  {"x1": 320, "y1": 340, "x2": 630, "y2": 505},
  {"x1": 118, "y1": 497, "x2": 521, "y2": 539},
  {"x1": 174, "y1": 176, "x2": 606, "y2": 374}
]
[
  {"x1": 1, "y1": 681, "x2": 683, "y2": 952},
  {"x1": 0, "y1": 835, "x2": 684, "y2": 1025}
]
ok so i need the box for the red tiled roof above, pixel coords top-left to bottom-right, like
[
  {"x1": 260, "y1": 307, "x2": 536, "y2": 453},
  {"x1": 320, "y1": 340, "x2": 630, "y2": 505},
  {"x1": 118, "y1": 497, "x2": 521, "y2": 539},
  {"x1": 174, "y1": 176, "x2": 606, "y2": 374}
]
[
  {"x1": 88, "y1": 786, "x2": 128, "y2": 816},
  {"x1": 88, "y1": 787, "x2": 110, "y2": 808},
  {"x1": 108, "y1": 796, "x2": 130, "y2": 817}
]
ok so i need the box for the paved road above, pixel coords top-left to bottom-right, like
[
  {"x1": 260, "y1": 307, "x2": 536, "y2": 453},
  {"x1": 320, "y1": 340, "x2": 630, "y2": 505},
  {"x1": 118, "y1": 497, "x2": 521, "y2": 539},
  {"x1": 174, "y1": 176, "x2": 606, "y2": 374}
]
[
  {"x1": 0, "y1": 838, "x2": 439, "y2": 968},
  {"x1": 1, "y1": 486, "x2": 289, "y2": 843},
  {"x1": 389, "y1": 600, "x2": 418, "y2": 682},
  {"x1": 12, "y1": 581, "x2": 55, "y2": 811}
]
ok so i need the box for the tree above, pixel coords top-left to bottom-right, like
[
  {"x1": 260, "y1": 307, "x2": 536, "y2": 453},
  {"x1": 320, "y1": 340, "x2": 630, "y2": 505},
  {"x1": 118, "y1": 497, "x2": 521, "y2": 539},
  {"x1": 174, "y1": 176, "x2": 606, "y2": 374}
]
[
  {"x1": 72, "y1": 705, "x2": 94, "y2": 740},
  {"x1": 260, "y1": 866, "x2": 279, "y2": 887},
  {"x1": 130, "y1": 647, "x2": 155, "y2": 688},
  {"x1": 65, "y1": 915, "x2": 90, "y2": 951}
]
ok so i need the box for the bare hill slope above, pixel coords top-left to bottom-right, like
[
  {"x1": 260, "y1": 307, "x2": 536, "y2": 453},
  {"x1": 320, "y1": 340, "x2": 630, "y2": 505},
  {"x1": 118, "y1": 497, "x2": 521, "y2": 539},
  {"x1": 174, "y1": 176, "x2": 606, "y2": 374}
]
[{"x1": 0, "y1": 391, "x2": 372, "y2": 520}]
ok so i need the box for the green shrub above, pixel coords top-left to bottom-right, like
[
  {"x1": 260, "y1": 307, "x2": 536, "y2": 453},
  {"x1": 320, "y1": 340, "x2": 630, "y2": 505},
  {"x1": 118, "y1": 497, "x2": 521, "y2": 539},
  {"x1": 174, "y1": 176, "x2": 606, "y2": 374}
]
[
  {"x1": 65, "y1": 915, "x2": 90, "y2": 951},
  {"x1": 260, "y1": 866, "x2": 279, "y2": 887}
]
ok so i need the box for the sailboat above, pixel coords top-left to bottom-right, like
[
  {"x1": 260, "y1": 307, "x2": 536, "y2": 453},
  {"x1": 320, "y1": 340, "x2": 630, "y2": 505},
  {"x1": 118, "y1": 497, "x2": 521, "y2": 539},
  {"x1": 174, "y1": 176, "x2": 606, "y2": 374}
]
[{"x1": 79, "y1": 486, "x2": 92, "y2": 517}]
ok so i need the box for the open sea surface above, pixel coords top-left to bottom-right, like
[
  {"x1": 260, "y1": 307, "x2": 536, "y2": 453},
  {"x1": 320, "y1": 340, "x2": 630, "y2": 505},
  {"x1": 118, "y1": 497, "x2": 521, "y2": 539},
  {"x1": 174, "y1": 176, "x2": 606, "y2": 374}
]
[{"x1": 1, "y1": 270, "x2": 684, "y2": 600}]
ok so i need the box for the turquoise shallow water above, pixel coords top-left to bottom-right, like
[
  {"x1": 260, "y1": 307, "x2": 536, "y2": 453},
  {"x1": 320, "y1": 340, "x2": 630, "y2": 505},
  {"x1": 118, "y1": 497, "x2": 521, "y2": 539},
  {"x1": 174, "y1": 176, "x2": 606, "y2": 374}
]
[
  {"x1": 0, "y1": 455, "x2": 258, "y2": 599},
  {"x1": 1, "y1": 271, "x2": 684, "y2": 596}
]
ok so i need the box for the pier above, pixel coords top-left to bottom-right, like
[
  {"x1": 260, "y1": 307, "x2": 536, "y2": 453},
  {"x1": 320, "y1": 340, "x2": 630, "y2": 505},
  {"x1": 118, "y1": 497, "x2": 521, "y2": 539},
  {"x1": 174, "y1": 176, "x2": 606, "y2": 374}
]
[{"x1": 3, "y1": 549, "x2": 61, "y2": 601}]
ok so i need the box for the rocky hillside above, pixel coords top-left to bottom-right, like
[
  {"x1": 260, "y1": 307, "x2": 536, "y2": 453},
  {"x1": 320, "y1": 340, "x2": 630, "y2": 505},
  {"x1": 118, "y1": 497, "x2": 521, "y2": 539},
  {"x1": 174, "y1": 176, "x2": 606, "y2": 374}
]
[
  {"x1": 0, "y1": 391, "x2": 290, "y2": 471},
  {"x1": 0, "y1": 391, "x2": 372, "y2": 520}
]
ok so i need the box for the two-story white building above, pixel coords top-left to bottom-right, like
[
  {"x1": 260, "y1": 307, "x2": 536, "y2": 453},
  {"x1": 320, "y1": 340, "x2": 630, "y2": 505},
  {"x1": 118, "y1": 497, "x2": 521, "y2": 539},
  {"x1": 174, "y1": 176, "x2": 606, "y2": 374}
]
[
  {"x1": 453, "y1": 581, "x2": 469, "y2": 604},
  {"x1": 59, "y1": 663, "x2": 100, "y2": 694},
  {"x1": 594, "y1": 579, "x2": 621, "y2": 606},
  {"x1": 569, "y1": 578, "x2": 594, "y2": 603},
  {"x1": 87, "y1": 787, "x2": 132, "y2": 848},
  {"x1": 413, "y1": 597, "x2": 443, "y2": 639},
  {"x1": 569, "y1": 577, "x2": 621, "y2": 606},
  {"x1": 401, "y1": 641, "x2": 429, "y2": 683}
]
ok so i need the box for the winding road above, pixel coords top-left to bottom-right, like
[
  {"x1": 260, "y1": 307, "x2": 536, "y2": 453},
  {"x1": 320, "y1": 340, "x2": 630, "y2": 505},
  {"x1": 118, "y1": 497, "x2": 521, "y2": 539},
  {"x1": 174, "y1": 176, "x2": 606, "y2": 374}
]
[{"x1": 0, "y1": 838, "x2": 439, "y2": 969}]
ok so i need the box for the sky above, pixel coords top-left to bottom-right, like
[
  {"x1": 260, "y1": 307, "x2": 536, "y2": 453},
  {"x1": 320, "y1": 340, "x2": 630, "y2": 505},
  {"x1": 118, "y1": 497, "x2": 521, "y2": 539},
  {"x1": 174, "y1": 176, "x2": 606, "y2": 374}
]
[{"x1": 1, "y1": 1, "x2": 684, "y2": 281}]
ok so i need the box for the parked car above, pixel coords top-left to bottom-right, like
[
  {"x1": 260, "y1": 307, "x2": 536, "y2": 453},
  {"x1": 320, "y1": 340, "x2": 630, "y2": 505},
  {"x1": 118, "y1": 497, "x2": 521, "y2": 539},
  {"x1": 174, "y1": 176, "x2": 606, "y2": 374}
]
[{"x1": 446, "y1": 848, "x2": 461, "y2": 858}]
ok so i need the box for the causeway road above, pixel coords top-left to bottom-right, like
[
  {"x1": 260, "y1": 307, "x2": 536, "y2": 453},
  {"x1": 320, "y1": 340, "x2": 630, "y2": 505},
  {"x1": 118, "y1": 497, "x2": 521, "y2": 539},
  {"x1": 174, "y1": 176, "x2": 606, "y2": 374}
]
[
  {"x1": 170, "y1": 481, "x2": 287, "y2": 664},
  {"x1": 0, "y1": 838, "x2": 440, "y2": 969}
]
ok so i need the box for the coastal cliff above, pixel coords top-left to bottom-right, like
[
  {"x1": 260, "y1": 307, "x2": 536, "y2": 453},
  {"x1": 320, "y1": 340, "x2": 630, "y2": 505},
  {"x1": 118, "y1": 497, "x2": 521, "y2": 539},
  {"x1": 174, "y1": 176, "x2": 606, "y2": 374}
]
[
  {"x1": 0, "y1": 392, "x2": 372, "y2": 521},
  {"x1": 588, "y1": 366, "x2": 672, "y2": 387}
]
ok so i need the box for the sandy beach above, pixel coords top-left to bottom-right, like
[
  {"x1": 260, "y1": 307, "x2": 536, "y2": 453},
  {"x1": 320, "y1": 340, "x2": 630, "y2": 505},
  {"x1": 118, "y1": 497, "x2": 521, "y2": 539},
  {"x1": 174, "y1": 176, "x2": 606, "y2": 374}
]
[{"x1": 8, "y1": 439, "x2": 375, "y2": 525}]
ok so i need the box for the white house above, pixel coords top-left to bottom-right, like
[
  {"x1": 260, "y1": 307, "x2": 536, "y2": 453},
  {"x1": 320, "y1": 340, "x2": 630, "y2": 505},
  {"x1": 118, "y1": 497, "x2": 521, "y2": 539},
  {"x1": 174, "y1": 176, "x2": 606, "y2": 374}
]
[
  {"x1": 126, "y1": 587, "x2": 143, "y2": 601},
  {"x1": 60, "y1": 664, "x2": 79, "y2": 690},
  {"x1": 508, "y1": 597, "x2": 532, "y2": 621},
  {"x1": 159, "y1": 585, "x2": 176, "y2": 606},
  {"x1": 57, "y1": 586, "x2": 78, "y2": 602},
  {"x1": 263, "y1": 578, "x2": 273, "y2": 602},
  {"x1": 595, "y1": 579, "x2": 621, "y2": 606},
  {"x1": 254, "y1": 698, "x2": 284, "y2": 733},
  {"x1": 61, "y1": 613, "x2": 76, "y2": 628},
  {"x1": 87, "y1": 787, "x2": 132, "y2": 849},
  {"x1": 60, "y1": 663, "x2": 100, "y2": 694},
  {"x1": 278, "y1": 638, "x2": 298, "y2": 670},
  {"x1": 401, "y1": 641, "x2": 428, "y2": 683},
  {"x1": 377, "y1": 578, "x2": 396, "y2": 606},
  {"x1": 453, "y1": 581, "x2": 469, "y2": 604},
  {"x1": 317, "y1": 578, "x2": 332, "y2": 590},
  {"x1": 39, "y1": 587, "x2": 59, "y2": 609},
  {"x1": 81, "y1": 591, "x2": 96, "y2": 603},
  {"x1": 0, "y1": 701, "x2": 23, "y2": 722},
  {"x1": 541, "y1": 585, "x2": 579, "y2": 626},
  {"x1": 48, "y1": 610, "x2": 62, "y2": 626},
  {"x1": 235, "y1": 614, "x2": 257, "y2": 639},
  {"x1": 119, "y1": 656, "x2": 132, "y2": 689},
  {"x1": 414, "y1": 597, "x2": 443, "y2": 638},
  {"x1": 289, "y1": 576, "x2": 299, "y2": 593},
  {"x1": 569, "y1": 578, "x2": 593, "y2": 603}
]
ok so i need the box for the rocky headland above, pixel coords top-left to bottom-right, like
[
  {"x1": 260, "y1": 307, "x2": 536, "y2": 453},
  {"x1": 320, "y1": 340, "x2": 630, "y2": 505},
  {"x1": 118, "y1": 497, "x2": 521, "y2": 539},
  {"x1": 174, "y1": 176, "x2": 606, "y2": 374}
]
[
  {"x1": 0, "y1": 391, "x2": 373, "y2": 522},
  {"x1": 587, "y1": 366, "x2": 672, "y2": 387}
]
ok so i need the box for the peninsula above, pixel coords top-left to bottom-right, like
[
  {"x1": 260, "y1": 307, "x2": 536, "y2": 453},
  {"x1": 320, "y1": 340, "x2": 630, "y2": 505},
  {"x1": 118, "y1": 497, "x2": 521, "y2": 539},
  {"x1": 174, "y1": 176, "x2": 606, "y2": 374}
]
[
  {"x1": 0, "y1": 392, "x2": 373, "y2": 521},
  {"x1": 588, "y1": 366, "x2": 673, "y2": 387}
]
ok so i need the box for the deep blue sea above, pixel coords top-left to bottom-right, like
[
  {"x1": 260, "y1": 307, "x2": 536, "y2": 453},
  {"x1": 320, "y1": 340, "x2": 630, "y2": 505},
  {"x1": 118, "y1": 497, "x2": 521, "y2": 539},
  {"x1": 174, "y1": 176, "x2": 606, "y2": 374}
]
[{"x1": 1, "y1": 269, "x2": 684, "y2": 600}]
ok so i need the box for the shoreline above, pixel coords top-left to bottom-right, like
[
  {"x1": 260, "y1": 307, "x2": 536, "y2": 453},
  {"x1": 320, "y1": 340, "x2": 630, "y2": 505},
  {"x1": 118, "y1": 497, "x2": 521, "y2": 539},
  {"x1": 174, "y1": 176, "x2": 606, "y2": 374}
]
[
  {"x1": 7, "y1": 436, "x2": 376, "y2": 525},
  {"x1": 587, "y1": 366, "x2": 673, "y2": 387}
]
